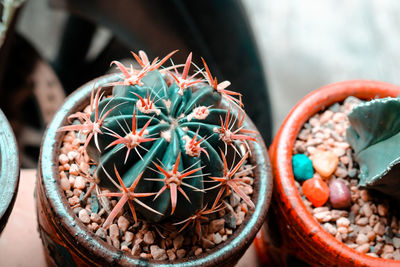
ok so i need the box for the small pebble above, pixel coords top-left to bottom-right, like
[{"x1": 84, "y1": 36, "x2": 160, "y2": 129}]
[
  {"x1": 362, "y1": 203, "x2": 372, "y2": 217},
  {"x1": 213, "y1": 233, "x2": 223, "y2": 244},
  {"x1": 121, "y1": 245, "x2": 130, "y2": 253},
  {"x1": 367, "y1": 231, "x2": 376, "y2": 241},
  {"x1": 337, "y1": 227, "x2": 348, "y2": 234},
  {"x1": 394, "y1": 250, "x2": 400, "y2": 260},
  {"x1": 60, "y1": 177, "x2": 71, "y2": 191},
  {"x1": 201, "y1": 237, "x2": 215, "y2": 249},
  {"x1": 176, "y1": 249, "x2": 186, "y2": 259},
  {"x1": 356, "y1": 233, "x2": 368, "y2": 245},
  {"x1": 109, "y1": 224, "x2": 120, "y2": 249},
  {"x1": 302, "y1": 177, "x2": 330, "y2": 207},
  {"x1": 377, "y1": 204, "x2": 388, "y2": 217},
  {"x1": 144, "y1": 231, "x2": 155, "y2": 245},
  {"x1": 311, "y1": 150, "x2": 339, "y2": 177},
  {"x1": 69, "y1": 164, "x2": 80, "y2": 176},
  {"x1": 356, "y1": 243, "x2": 370, "y2": 253},
  {"x1": 337, "y1": 217, "x2": 350, "y2": 228},
  {"x1": 95, "y1": 228, "x2": 106, "y2": 239},
  {"x1": 117, "y1": 216, "x2": 130, "y2": 232},
  {"x1": 369, "y1": 215, "x2": 379, "y2": 227},
  {"x1": 320, "y1": 110, "x2": 333, "y2": 123},
  {"x1": 374, "y1": 222, "x2": 386, "y2": 236},
  {"x1": 150, "y1": 245, "x2": 167, "y2": 260},
  {"x1": 194, "y1": 248, "x2": 203, "y2": 256},
  {"x1": 109, "y1": 224, "x2": 119, "y2": 240},
  {"x1": 167, "y1": 249, "x2": 176, "y2": 261},
  {"x1": 314, "y1": 211, "x2": 332, "y2": 223},
  {"x1": 383, "y1": 244, "x2": 394, "y2": 254},
  {"x1": 78, "y1": 209, "x2": 90, "y2": 224},
  {"x1": 173, "y1": 235, "x2": 184, "y2": 250},
  {"x1": 140, "y1": 253, "x2": 151, "y2": 259},
  {"x1": 329, "y1": 179, "x2": 351, "y2": 209},
  {"x1": 90, "y1": 213, "x2": 101, "y2": 224},
  {"x1": 125, "y1": 231, "x2": 134, "y2": 243},
  {"x1": 74, "y1": 176, "x2": 86, "y2": 190},
  {"x1": 323, "y1": 223, "x2": 337, "y2": 235},
  {"x1": 292, "y1": 154, "x2": 314, "y2": 181},
  {"x1": 209, "y1": 219, "x2": 225, "y2": 234},
  {"x1": 67, "y1": 151, "x2": 78, "y2": 161},
  {"x1": 59, "y1": 154, "x2": 69, "y2": 165},
  {"x1": 230, "y1": 192, "x2": 241, "y2": 207},
  {"x1": 393, "y1": 237, "x2": 400, "y2": 249},
  {"x1": 360, "y1": 190, "x2": 370, "y2": 202},
  {"x1": 331, "y1": 210, "x2": 348, "y2": 221}
]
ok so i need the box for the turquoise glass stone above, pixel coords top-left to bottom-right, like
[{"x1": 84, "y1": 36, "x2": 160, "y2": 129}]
[{"x1": 292, "y1": 154, "x2": 313, "y2": 181}]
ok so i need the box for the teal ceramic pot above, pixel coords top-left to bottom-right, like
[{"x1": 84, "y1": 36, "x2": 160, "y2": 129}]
[
  {"x1": 0, "y1": 108, "x2": 19, "y2": 234},
  {"x1": 36, "y1": 74, "x2": 272, "y2": 266}
]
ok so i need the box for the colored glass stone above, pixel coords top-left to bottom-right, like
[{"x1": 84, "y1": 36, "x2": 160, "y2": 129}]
[
  {"x1": 312, "y1": 150, "x2": 339, "y2": 177},
  {"x1": 302, "y1": 177, "x2": 329, "y2": 207},
  {"x1": 329, "y1": 179, "x2": 351, "y2": 209},
  {"x1": 292, "y1": 154, "x2": 314, "y2": 181}
]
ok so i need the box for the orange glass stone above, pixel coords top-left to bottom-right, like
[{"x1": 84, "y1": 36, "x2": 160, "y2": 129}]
[{"x1": 302, "y1": 177, "x2": 329, "y2": 207}]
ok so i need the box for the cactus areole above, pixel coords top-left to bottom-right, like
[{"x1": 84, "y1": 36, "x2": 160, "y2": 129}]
[{"x1": 58, "y1": 51, "x2": 258, "y2": 228}]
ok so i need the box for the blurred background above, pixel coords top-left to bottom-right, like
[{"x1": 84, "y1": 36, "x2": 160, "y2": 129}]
[{"x1": 3, "y1": 0, "x2": 400, "y2": 167}]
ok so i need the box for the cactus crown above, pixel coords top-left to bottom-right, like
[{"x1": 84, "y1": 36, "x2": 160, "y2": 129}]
[{"x1": 59, "y1": 50, "x2": 257, "y2": 231}]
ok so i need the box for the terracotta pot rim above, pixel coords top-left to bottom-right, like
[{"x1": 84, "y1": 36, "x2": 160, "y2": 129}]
[
  {"x1": 0, "y1": 108, "x2": 19, "y2": 232},
  {"x1": 38, "y1": 73, "x2": 273, "y2": 266},
  {"x1": 272, "y1": 79, "x2": 400, "y2": 265}
]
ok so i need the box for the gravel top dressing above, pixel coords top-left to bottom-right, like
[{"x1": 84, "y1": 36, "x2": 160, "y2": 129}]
[{"x1": 293, "y1": 96, "x2": 400, "y2": 260}]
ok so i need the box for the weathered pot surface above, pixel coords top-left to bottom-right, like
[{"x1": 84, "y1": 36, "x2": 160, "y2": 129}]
[
  {"x1": 37, "y1": 74, "x2": 273, "y2": 266},
  {"x1": 258, "y1": 80, "x2": 400, "y2": 266},
  {"x1": 0, "y1": 108, "x2": 19, "y2": 235}
]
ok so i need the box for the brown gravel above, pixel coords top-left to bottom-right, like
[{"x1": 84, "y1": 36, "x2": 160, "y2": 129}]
[{"x1": 293, "y1": 96, "x2": 400, "y2": 260}]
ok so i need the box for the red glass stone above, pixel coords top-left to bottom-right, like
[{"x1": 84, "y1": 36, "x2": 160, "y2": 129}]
[{"x1": 302, "y1": 177, "x2": 329, "y2": 207}]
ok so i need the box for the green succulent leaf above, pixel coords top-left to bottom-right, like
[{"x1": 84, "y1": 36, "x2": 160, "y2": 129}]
[{"x1": 347, "y1": 97, "x2": 400, "y2": 201}]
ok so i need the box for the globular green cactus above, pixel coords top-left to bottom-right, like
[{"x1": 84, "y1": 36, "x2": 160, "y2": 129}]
[
  {"x1": 61, "y1": 51, "x2": 257, "y2": 231},
  {"x1": 347, "y1": 97, "x2": 400, "y2": 202}
]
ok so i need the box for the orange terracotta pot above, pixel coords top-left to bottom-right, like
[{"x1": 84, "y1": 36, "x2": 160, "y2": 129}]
[{"x1": 255, "y1": 80, "x2": 400, "y2": 266}]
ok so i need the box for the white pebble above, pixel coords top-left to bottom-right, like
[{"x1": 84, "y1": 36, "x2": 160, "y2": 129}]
[
  {"x1": 67, "y1": 151, "x2": 78, "y2": 161},
  {"x1": 323, "y1": 223, "x2": 337, "y2": 235},
  {"x1": 336, "y1": 217, "x2": 350, "y2": 228},
  {"x1": 74, "y1": 176, "x2": 86, "y2": 190},
  {"x1": 69, "y1": 163, "x2": 80, "y2": 176},
  {"x1": 314, "y1": 211, "x2": 332, "y2": 223},
  {"x1": 78, "y1": 209, "x2": 90, "y2": 224},
  {"x1": 337, "y1": 227, "x2": 348, "y2": 234},
  {"x1": 59, "y1": 154, "x2": 69, "y2": 165},
  {"x1": 356, "y1": 217, "x2": 368, "y2": 226},
  {"x1": 356, "y1": 233, "x2": 368, "y2": 245}
]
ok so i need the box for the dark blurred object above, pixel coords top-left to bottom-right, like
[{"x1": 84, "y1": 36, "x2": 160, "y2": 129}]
[
  {"x1": 50, "y1": 0, "x2": 272, "y2": 144},
  {"x1": 0, "y1": 2, "x2": 65, "y2": 167},
  {"x1": 0, "y1": 33, "x2": 65, "y2": 167}
]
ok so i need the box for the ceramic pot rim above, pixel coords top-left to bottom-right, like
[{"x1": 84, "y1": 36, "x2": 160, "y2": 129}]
[
  {"x1": 273, "y1": 80, "x2": 400, "y2": 265},
  {"x1": 39, "y1": 73, "x2": 272, "y2": 266},
  {"x1": 0, "y1": 108, "x2": 19, "y2": 228}
]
